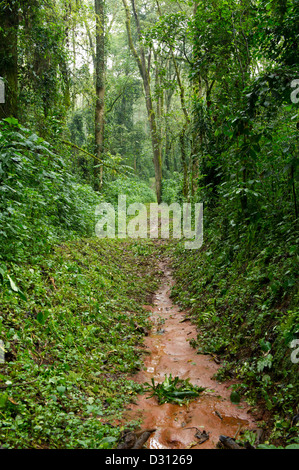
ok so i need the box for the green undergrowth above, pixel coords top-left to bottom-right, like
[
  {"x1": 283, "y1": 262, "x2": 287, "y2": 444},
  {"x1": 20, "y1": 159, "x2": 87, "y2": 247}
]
[
  {"x1": 171, "y1": 225, "x2": 298, "y2": 447},
  {"x1": 0, "y1": 238, "x2": 160, "y2": 448},
  {"x1": 102, "y1": 176, "x2": 156, "y2": 207},
  {"x1": 0, "y1": 119, "x2": 103, "y2": 264},
  {"x1": 144, "y1": 374, "x2": 205, "y2": 406}
]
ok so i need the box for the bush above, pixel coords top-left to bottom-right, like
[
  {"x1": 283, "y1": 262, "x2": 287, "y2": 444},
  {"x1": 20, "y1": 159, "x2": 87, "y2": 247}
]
[
  {"x1": 162, "y1": 173, "x2": 183, "y2": 205},
  {"x1": 0, "y1": 118, "x2": 101, "y2": 262},
  {"x1": 102, "y1": 176, "x2": 156, "y2": 207}
]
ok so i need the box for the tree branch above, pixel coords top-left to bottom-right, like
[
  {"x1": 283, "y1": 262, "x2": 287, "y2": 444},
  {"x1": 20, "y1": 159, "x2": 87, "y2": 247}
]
[{"x1": 60, "y1": 140, "x2": 130, "y2": 174}]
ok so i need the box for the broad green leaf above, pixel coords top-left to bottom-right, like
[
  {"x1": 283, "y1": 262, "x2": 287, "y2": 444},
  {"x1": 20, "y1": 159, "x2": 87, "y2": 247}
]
[
  {"x1": 230, "y1": 391, "x2": 240, "y2": 404},
  {"x1": 7, "y1": 274, "x2": 18, "y2": 292}
]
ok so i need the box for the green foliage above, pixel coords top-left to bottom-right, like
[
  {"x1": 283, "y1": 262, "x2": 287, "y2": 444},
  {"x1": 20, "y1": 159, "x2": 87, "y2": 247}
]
[
  {"x1": 17, "y1": 0, "x2": 72, "y2": 133},
  {"x1": 1, "y1": 0, "x2": 298, "y2": 450},
  {"x1": 252, "y1": 0, "x2": 299, "y2": 66},
  {"x1": 230, "y1": 391, "x2": 241, "y2": 405},
  {"x1": 162, "y1": 173, "x2": 184, "y2": 205},
  {"x1": 0, "y1": 266, "x2": 27, "y2": 301},
  {"x1": 144, "y1": 374, "x2": 205, "y2": 406},
  {"x1": 171, "y1": 213, "x2": 298, "y2": 444},
  {"x1": 0, "y1": 238, "x2": 159, "y2": 448},
  {"x1": 258, "y1": 444, "x2": 299, "y2": 449},
  {"x1": 167, "y1": 3, "x2": 299, "y2": 447},
  {"x1": 0, "y1": 118, "x2": 101, "y2": 263},
  {"x1": 102, "y1": 176, "x2": 156, "y2": 207}
]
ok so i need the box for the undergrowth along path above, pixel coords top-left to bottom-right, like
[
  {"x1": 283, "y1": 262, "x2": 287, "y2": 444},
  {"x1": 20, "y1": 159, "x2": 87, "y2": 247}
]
[
  {"x1": 123, "y1": 251, "x2": 257, "y2": 449},
  {"x1": 0, "y1": 238, "x2": 160, "y2": 448}
]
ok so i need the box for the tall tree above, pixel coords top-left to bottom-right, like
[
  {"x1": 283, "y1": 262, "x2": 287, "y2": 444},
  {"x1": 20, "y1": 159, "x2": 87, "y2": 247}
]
[
  {"x1": 122, "y1": 0, "x2": 162, "y2": 203},
  {"x1": 94, "y1": 0, "x2": 105, "y2": 190},
  {"x1": 0, "y1": 0, "x2": 19, "y2": 119}
]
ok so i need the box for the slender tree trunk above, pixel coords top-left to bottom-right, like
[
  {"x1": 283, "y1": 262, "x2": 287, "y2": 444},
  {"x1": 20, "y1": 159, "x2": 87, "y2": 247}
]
[
  {"x1": 122, "y1": 0, "x2": 162, "y2": 203},
  {"x1": 94, "y1": 0, "x2": 105, "y2": 191},
  {"x1": 240, "y1": 134, "x2": 248, "y2": 215},
  {"x1": 171, "y1": 54, "x2": 190, "y2": 198},
  {"x1": 60, "y1": 1, "x2": 71, "y2": 110},
  {"x1": 164, "y1": 66, "x2": 175, "y2": 173},
  {"x1": 190, "y1": 0, "x2": 202, "y2": 198},
  {"x1": 154, "y1": 50, "x2": 163, "y2": 165},
  {"x1": 85, "y1": 19, "x2": 96, "y2": 71},
  {"x1": 180, "y1": 129, "x2": 189, "y2": 198},
  {"x1": 0, "y1": 1, "x2": 19, "y2": 119},
  {"x1": 191, "y1": 153, "x2": 199, "y2": 196},
  {"x1": 291, "y1": 164, "x2": 298, "y2": 221},
  {"x1": 156, "y1": 0, "x2": 191, "y2": 198},
  {"x1": 164, "y1": 120, "x2": 171, "y2": 172}
]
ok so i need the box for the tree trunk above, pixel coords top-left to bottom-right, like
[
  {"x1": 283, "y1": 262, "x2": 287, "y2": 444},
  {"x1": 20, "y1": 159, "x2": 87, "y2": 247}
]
[
  {"x1": 180, "y1": 128, "x2": 189, "y2": 198},
  {"x1": 122, "y1": 0, "x2": 162, "y2": 203},
  {"x1": 154, "y1": 50, "x2": 163, "y2": 167},
  {"x1": 156, "y1": 0, "x2": 191, "y2": 198},
  {"x1": 94, "y1": 0, "x2": 105, "y2": 191},
  {"x1": 0, "y1": 1, "x2": 19, "y2": 119},
  {"x1": 190, "y1": 0, "x2": 202, "y2": 199},
  {"x1": 164, "y1": 67, "x2": 175, "y2": 173}
]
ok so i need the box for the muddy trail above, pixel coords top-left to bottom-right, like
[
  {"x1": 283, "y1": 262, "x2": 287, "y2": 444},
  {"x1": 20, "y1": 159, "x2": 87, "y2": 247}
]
[{"x1": 123, "y1": 256, "x2": 257, "y2": 449}]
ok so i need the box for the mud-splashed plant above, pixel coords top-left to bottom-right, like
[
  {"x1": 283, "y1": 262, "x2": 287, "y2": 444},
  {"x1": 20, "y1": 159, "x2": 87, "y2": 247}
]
[{"x1": 144, "y1": 374, "x2": 205, "y2": 405}]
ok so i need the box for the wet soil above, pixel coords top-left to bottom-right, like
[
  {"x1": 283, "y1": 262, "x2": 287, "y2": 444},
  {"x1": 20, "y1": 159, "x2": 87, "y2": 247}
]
[{"x1": 123, "y1": 257, "x2": 257, "y2": 449}]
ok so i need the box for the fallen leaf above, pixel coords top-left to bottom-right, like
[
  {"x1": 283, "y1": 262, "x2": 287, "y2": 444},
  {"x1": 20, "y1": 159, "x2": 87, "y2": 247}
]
[{"x1": 186, "y1": 441, "x2": 198, "y2": 449}]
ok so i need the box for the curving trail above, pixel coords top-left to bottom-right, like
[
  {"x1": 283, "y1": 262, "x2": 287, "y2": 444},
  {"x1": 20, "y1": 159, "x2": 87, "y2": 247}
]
[{"x1": 124, "y1": 257, "x2": 257, "y2": 449}]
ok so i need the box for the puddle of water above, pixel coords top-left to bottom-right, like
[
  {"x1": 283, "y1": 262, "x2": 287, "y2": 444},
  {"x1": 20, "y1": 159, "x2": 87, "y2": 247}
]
[{"x1": 123, "y1": 259, "x2": 257, "y2": 449}]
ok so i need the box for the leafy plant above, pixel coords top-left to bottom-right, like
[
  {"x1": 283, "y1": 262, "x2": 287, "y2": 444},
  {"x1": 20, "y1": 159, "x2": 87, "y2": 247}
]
[
  {"x1": 0, "y1": 119, "x2": 102, "y2": 263},
  {"x1": 0, "y1": 264, "x2": 27, "y2": 300},
  {"x1": 103, "y1": 176, "x2": 156, "y2": 207},
  {"x1": 257, "y1": 443, "x2": 299, "y2": 450},
  {"x1": 0, "y1": 238, "x2": 160, "y2": 448},
  {"x1": 144, "y1": 374, "x2": 205, "y2": 406}
]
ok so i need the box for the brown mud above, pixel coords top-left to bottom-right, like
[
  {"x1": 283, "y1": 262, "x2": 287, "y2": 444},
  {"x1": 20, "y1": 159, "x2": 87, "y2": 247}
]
[{"x1": 123, "y1": 257, "x2": 258, "y2": 449}]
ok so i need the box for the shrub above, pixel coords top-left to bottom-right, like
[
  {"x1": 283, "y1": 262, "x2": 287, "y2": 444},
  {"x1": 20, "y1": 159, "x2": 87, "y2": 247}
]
[
  {"x1": 102, "y1": 176, "x2": 156, "y2": 207},
  {"x1": 0, "y1": 118, "x2": 102, "y2": 262}
]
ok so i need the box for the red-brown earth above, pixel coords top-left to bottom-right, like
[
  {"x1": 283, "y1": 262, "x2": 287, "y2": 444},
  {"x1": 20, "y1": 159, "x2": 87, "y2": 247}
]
[{"x1": 122, "y1": 258, "x2": 257, "y2": 449}]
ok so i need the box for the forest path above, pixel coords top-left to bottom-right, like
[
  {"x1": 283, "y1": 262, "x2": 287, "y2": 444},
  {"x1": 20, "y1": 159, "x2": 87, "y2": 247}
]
[{"x1": 122, "y1": 254, "x2": 257, "y2": 449}]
